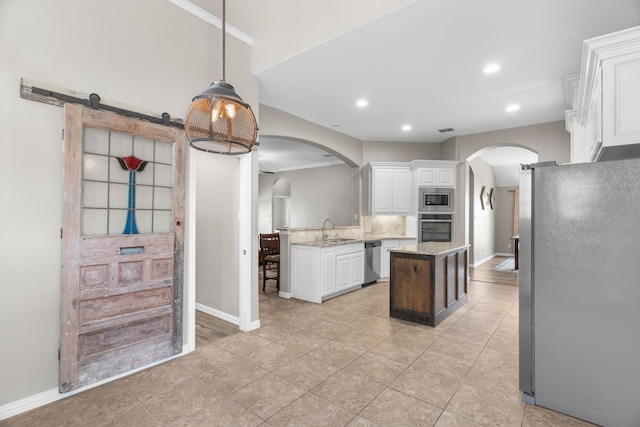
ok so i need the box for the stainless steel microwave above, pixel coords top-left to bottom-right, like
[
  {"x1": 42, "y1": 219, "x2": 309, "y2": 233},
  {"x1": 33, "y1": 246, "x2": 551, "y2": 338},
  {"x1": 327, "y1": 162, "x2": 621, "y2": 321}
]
[{"x1": 419, "y1": 187, "x2": 454, "y2": 212}]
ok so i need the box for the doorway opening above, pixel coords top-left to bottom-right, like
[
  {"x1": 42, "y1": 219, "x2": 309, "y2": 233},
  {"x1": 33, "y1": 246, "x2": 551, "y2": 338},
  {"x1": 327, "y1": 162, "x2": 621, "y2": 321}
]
[
  {"x1": 465, "y1": 145, "x2": 537, "y2": 286},
  {"x1": 272, "y1": 178, "x2": 291, "y2": 232}
]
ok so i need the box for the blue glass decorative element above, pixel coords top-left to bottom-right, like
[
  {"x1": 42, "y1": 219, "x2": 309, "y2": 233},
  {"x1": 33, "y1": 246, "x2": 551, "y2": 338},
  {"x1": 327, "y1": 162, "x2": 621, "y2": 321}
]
[{"x1": 116, "y1": 156, "x2": 148, "y2": 235}]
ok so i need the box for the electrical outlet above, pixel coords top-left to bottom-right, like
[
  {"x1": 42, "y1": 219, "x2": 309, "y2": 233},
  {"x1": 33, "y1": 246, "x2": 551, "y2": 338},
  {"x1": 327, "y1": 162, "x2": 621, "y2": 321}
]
[
  {"x1": 508, "y1": 243, "x2": 512, "y2": 248},
  {"x1": 299, "y1": 231, "x2": 305, "y2": 237}
]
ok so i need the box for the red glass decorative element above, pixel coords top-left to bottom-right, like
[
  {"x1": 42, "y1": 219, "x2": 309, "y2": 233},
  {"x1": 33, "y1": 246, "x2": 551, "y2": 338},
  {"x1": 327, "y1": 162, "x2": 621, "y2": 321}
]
[{"x1": 117, "y1": 155, "x2": 147, "y2": 172}]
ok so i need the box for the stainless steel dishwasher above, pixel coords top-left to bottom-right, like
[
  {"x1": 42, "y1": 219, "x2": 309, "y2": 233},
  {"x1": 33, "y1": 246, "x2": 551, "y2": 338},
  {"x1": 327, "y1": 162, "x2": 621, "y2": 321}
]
[{"x1": 364, "y1": 240, "x2": 382, "y2": 284}]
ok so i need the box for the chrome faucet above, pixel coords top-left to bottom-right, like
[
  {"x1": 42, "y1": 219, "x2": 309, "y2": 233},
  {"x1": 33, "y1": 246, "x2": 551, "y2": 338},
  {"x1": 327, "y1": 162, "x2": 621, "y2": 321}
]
[{"x1": 322, "y1": 218, "x2": 336, "y2": 241}]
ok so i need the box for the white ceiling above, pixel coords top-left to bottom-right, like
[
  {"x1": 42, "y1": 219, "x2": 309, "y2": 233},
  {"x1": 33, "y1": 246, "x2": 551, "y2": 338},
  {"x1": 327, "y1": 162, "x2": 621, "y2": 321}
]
[{"x1": 233, "y1": 1, "x2": 640, "y2": 173}]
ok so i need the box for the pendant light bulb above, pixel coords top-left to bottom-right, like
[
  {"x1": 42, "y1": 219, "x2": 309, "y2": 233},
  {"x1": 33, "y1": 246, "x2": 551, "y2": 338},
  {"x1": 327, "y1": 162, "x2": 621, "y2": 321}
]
[
  {"x1": 224, "y1": 103, "x2": 236, "y2": 119},
  {"x1": 210, "y1": 99, "x2": 222, "y2": 123}
]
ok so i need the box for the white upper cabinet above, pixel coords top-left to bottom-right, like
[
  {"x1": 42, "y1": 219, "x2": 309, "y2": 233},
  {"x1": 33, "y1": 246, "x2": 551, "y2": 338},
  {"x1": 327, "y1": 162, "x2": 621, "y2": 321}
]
[
  {"x1": 363, "y1": 163, "x2": 410, "y2": 215},
  {"x1": 602, "y1": 51, "x2": 640, "y2": 149},
  {"x1": 409, "y1": 160, "x2": 458, "y2": 188},
  {"x1": 416, "y1": 166, "x2": 455, "y2": 187},
  {"x1": 568, "y1": 26, "x2": 640, "y2": 162}
]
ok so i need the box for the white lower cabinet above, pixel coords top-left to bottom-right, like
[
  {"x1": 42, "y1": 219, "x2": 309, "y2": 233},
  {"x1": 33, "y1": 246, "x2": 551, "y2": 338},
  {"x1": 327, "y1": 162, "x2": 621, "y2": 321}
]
[
  {"x1": 321, "y1": 247, "x2": 337, "y2": 296},
  {"x1": 291, "y1": 243, "x2": 364, "y2": 303},
  {"x1": 337, "y1": 248, "x2": 364, "y2": 291}
]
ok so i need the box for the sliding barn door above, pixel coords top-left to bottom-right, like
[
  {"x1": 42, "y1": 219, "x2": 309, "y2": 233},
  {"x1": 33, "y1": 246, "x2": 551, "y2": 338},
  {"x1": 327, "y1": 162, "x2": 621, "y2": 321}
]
[{"x1": 59, "y1": 104, "x2": 186, "y2": 392}]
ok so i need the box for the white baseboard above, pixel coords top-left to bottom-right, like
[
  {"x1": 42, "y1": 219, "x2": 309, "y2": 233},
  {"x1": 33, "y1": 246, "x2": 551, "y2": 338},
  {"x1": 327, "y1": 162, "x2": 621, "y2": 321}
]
[
  {"x1": 471, "y1": 254, "x2": 495, "y2": 268},
  {"x1": 471, "y1": 252, "x2": 514, "y2": 268},
  {"x1": 0, "y1": 388, "x2": 61, "y2": 421},
  {"x1": 278, "y1": 291, "x2": 292, "y2": 299},
  {"x1": 0, "y1": 344, "x2": 192, "y2": 421},
  {"x1": 244, "y1": 319, "x2": 261, "y2": 332},
  {"x1": 196, "y1": 303, "x2": 260, "y2": 332},
  {"x1": 195, "y1": 303, "x2": 239, "y2": 325}
]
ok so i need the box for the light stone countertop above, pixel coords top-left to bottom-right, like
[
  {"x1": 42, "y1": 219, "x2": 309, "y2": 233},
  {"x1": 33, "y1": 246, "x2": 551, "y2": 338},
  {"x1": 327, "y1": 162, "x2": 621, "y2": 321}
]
[
  {"x1": 389, "y1": 242, "x2": 470, "y2": 256},
  {"x1": 291, "y1": 235, "x2": 417, "y2": 248},
  {"x1": 292, "y1": 239, "x2": 364, "y2": 248}
]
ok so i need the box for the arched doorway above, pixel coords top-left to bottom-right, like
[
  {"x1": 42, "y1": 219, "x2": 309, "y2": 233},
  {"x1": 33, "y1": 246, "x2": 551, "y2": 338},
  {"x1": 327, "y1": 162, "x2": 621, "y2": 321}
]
[
  {"x1": 272, "y1": 178, "x2": 291, "y2": 232},
  {"x1": 465, "y1": 146, "x2": 538, "y2": 268}
]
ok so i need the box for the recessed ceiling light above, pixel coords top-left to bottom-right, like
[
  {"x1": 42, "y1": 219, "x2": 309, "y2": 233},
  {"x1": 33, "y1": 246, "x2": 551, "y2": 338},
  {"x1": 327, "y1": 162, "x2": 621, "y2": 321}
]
[
  {"x1": 401, "y1": 125, "x2": 412, "y2": 131},
  {"x1": 356, "y1": 99, "x2": 368, "y2": 107},
  {"x1": 506, "y1": 104, "x2": 520, "y2": 112},
  {"x1": 483, "y1": 63, "x2": 501, "y2": 74}
]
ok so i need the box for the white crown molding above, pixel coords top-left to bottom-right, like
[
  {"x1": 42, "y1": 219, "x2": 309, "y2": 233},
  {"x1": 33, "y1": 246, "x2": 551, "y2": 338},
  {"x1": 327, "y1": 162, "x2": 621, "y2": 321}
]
[
  {"x1": 564, "y1": 109, "x2": 577, "y2": 133},
  {"x1": 166, "y1": 0, "x2": 253, "y2": 46},
  {"x1": 562, "y1": 73, "x2": 580, "y2": 108},
  {"x1": 408, "y1": 159, "x2": 460, "y2": 170},
  {"x1": 576, "y1": 26, "x2": 640, "y2": 125}
]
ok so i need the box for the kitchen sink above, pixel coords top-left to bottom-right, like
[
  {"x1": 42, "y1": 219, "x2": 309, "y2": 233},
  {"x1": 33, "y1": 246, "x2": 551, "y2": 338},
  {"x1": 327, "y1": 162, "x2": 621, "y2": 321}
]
[{"x1": 325, "y1": 238, "x2": 357, "y2": 242}]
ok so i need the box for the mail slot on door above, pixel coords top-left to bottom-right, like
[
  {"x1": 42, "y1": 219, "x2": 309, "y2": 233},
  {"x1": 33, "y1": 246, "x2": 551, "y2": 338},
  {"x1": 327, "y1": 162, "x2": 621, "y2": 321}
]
[{"x1": 118, "y1": 246, "x2": 145, "y2": 255}]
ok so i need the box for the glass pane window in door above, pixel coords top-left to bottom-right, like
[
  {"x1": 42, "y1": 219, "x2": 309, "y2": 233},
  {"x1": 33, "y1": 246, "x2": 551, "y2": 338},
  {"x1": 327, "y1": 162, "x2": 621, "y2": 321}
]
[{"x1": 81, "y1": 127, "x2": 174, "y2": 236}]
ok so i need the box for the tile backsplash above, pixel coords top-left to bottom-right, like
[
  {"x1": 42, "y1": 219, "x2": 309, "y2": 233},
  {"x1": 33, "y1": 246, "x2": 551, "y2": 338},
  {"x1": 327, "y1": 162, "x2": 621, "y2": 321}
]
[
  {"x1": 290, "y1": 226, "x2": 364, "y2": 243},
  {"x1": 362, "y1": 215, "x2": 405, "y2": 235}
]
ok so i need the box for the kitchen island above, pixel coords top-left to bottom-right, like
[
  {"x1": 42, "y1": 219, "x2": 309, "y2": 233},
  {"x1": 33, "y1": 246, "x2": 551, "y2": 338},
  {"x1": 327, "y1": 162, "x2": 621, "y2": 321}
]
[{"x1": 389, "y1": 242, "x2": 469, "y2": 327}]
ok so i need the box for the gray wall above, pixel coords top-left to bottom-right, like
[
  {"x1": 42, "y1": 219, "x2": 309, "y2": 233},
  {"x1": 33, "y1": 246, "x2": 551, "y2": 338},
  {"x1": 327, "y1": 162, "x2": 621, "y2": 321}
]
[
  {"x1": 258, "y1": 164, "x2": 355, "y2": 233},
  {"x1": 259, "y1": 105, "x2": 364, "y2": 167},
  {"x1": 196, "y1": 154, "x2": 240, "y2": 316},
  {"x1": 0, "y1": 0, "x2": 258, "y2": 407},
  {"x1": 445, "y1": 121, "x2": 571, "y2": 247},
  {"x1": 362, "y1": 141, "x2": 441, "y2": 164},
  {"x1": 494, "y1": 186, "x2": 518, "y2": 255},
  {"x1": 469, "y1": 158, "x2": 496, "y2": 265}
]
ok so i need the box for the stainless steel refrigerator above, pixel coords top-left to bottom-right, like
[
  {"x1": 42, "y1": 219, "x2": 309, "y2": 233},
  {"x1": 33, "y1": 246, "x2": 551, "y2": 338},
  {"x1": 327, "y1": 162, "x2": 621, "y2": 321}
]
[{"x1": 519, "y1": 159, "x2": 640, "y2": 427}]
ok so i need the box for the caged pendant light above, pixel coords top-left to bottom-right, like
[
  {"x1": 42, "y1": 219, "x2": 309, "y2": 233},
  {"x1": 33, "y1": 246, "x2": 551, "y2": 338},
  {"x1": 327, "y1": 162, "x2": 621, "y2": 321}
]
[{"x1": 184, "y1": 0, "x2": 257, "y2": 154}]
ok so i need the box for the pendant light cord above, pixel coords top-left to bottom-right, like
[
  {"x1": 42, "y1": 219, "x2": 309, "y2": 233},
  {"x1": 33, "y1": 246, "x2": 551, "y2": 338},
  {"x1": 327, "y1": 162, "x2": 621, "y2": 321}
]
[{"x1": 221, "y1": 0, "x2": 226, "y2": 82}]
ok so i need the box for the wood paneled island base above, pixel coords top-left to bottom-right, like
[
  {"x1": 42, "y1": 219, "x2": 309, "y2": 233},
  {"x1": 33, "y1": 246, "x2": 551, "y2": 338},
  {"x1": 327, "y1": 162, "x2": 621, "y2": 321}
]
[{"x1": 389, "y1": 242, "x2": 469, "y2": 327}]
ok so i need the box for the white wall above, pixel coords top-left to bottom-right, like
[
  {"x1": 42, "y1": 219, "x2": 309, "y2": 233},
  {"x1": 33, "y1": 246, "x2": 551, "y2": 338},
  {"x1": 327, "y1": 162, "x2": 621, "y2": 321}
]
[
  {"x1": 258, "y1": 164, "x2": 355, "y2": 233},
  {"x1": 0, "y1": 0, "x2": 258, "y2": 409}
]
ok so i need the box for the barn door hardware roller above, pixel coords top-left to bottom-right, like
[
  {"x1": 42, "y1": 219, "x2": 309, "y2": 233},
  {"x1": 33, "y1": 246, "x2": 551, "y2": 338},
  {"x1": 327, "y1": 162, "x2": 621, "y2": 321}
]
[{"x1": 20, "y1": 78, "x2": 183, "y2": 129}]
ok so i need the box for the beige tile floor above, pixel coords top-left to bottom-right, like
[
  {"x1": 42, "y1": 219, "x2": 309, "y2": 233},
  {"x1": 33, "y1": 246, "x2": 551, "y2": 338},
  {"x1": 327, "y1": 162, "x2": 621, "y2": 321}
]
[{"x1": 1, "y1": 278, "x2": 597, "y2": 427}]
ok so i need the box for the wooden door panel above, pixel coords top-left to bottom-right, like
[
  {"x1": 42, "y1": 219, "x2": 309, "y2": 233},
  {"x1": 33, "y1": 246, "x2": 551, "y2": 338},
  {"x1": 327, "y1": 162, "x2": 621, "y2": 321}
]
[
  {"x1": 76, "y1": 334, "x2": 175, "y2": 386},
  {"x1": 60, "y1": 104, "x2": 185, "y2": 392},
  {"x1": 79, "y1": 287, "x2": 173, "y2": 324},
  {"x1": 79, "y1": 235, "x2": 174, "y2": 296},
  {"x1": 79, "y1": 314, "x2": 172, "y2": 357}
]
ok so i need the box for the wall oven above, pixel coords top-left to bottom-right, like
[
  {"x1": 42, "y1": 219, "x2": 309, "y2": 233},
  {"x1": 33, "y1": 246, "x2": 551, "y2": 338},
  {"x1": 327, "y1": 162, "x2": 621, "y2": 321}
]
[
  {"x1": 419, "y1": 187, "x2": 454, "y2": 213},
  {"x1": 419, "y1": 213, "x2": 453, "y2": 242}
]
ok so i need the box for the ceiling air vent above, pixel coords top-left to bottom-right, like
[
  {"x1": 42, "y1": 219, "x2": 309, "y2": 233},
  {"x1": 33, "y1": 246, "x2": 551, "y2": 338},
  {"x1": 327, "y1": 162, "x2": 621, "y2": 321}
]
[{"x1": 438, "y1": 128, "x2": 455, "y2": 133}]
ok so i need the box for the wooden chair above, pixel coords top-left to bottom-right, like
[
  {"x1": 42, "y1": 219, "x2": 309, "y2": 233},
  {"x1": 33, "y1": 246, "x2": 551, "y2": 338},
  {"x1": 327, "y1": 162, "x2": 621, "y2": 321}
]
[{"x1": 259, "y1": 233, "x2": 280, "y2": 292}]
